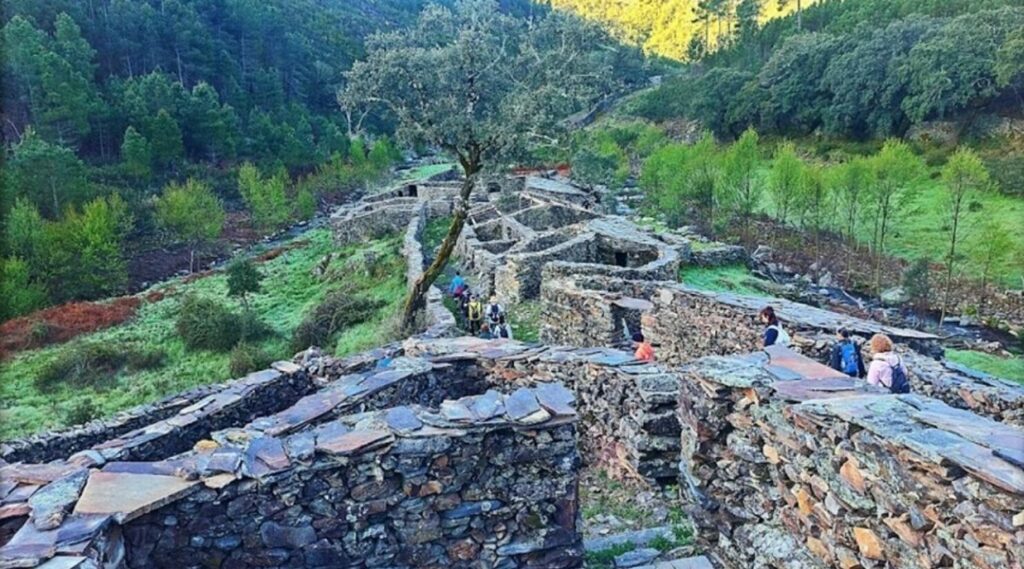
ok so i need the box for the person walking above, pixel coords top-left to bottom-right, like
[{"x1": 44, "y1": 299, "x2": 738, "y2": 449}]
[
  {"x1": 866, "y1": 333, "x2": 911, "y2": 393},
  {"x1": 495, "y1": 315, "x2": 513, "y2": 339},
  {"x1": 632, "y1": 332, "x2": 654, "y2": 362},
  {"x1": 467, "y1": 294, "x2": 484, "y2": 335},
  {"x1": 485, "y1": 296, "x2": 504, "y2": 328},
  {"x1": 759, "y1": 306, "x2": 790, "y2": 347},
  {"x1": 829, "y1": 328, "x2": 866, "y2": 378},
  {"x1": 449, "y1": 271, "x2": 466, "y2": 297}
]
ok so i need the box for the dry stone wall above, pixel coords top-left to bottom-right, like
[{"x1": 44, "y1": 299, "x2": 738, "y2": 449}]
[
  {"x1": 404, "y1": 337, "x2": 681, "y2": 482},
  {"x1": 677, "y1": 346, "x2": 1024, "y2": 569},
  {"x1": 3, "y1": 337, "x2": 687, "y2": 569}
]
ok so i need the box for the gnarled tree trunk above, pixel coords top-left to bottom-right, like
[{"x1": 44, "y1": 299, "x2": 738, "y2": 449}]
[{"x1": 401, "y1": 156, "x2": 481, "y2": 330}]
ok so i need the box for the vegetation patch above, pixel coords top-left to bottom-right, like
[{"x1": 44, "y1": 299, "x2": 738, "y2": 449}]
[
  {"x1": 680, "y1": 264, "x2": 768, "y2": 297},
  {"x1": 946, "y1": 349, "x2": 1024, "y2": 384},
  {"x1": 35, "y1": 342, "x2": 166, "y2": 393},
  {"x1": 0, "y1": 228, "x2": 405, "y2": 439},
  {"x1": 0, "y1": 297, "x2": 142, "y2": 359},
  {"x1": 291, "y1": 291, "x2": 387, "y2": 352}
]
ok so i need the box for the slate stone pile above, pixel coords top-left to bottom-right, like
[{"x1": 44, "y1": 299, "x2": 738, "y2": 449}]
[
  {"x1": 678, "y1": 345, "x2": 1024, "y2": 569},
  {"x1": 405, "y1": 337, "x2": 682, "y2": 482}
]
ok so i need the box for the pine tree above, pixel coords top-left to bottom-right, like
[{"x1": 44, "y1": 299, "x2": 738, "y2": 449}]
[
  {"x1": 121, "y1": 126, "x2": 152, "y2": 181},
  {"x1": 148, "y1": 109, "x2": 184, "y2": 169}
]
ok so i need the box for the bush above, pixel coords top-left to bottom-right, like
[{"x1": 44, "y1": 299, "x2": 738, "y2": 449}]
[
  {"x1": 229, "y1": 342, "x2": 274, "y2": 376},
  {"x1": 176, "y1": 295, "x2": 241, "y2": 351},
  {"x1": 176, "y1": 295, "x2": 270, "y2": 351},
  {"x1": 291, "y1": 290, "x2": 385, "y2": 351},
  {"x1": 64, "y1": 398, "x2": 100, "y2": 426},
  {"x1": 35, "y1": 342, "x2": 166, "y2": 392}
]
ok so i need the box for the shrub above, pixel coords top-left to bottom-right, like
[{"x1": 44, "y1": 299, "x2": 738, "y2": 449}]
[
  {"x1": 176, "y1": 295, "x2": 269, "y2": 351},
  {"x1": 35, "y1": 342, "x2": 166, "y2": 392},
  {"x1": 291, "y1": 290, "x2": 385, "y2": 351},
  {"x1": 229, "y1": 342, "x2": 274, "y2": 376},
  {"x1": 64, "y1": 398, "x2": 100, "y2": 426}
]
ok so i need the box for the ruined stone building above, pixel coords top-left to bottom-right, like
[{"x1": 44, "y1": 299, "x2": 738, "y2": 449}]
[{"x1": 2, "y1": 174, "x2": 1021, "y2": 568}]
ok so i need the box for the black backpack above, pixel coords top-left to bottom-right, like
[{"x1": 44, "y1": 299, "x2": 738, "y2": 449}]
[
  {"x1": 489, "y1": 304, "x2": 501, "y2": 320},
  {"x1": 887, "y1": 358, "x2": 911, "y2": 394}
]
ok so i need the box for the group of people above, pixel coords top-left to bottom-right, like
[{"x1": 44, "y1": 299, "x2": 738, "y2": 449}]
[
  {"x1": 758, "y1": 306, "x2": 910, "y2": 394},
  {"x1": 448, "y1": 272, "x2": 513, "y2": 340},
  {"x1": 447, "y1": 273, "x2": 910, "y2": 394}
]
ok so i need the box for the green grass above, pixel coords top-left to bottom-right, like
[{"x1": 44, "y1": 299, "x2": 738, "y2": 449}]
[
  {"x1": 0, "y1": 228, "x2": 405, "y2": 439},
  {"x1": 946, "y1": 349, "x2": 1024, "y2": 384},
  {"x1": 679, "y1": 264, "x2": 768, "y2": 297},
  {"x1": 508, "y1": 301, "x2": 542, "y2": 343},
  {"x1": 423, "y1": 216, "x2": 454, "y2": 255},
  {"x1": 398, "y1": 163, "x2": 455, "y2": 183},
  {"x1": 585, "y1": 543, "x2": 637, "y2": 569}
]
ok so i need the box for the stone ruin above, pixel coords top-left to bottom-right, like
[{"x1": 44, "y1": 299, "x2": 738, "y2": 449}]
[{"x1": 3, "y1": 173, "x2": 1023, "y2": 568}]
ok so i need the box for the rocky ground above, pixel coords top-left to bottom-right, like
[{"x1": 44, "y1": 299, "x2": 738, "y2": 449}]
[{"x1": 579, "y1": 466, "x2": 700, "y2": 568}]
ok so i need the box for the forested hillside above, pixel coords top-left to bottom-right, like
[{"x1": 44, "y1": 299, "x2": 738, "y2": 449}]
[
  {"x1": 0, "y1": 0, "x2": 553, "y2": 320},
  {"x1": 627, "y1": 0, "x2": 1024, "y2": 141},
  {"x1": 543, "y1": 0, "x2": 814, "y2": 60}
]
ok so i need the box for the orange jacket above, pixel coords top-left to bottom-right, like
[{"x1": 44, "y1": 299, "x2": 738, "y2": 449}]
[{"x1": 634, "y1": 342, "x2": 654, "y2": 362}]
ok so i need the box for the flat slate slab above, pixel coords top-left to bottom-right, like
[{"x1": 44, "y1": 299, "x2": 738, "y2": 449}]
[
  {"x1": 72, "y1": 471, "x2": 198, "y2": 523},
  {"x1": 316, "y1": 429, "x2": 394, "y2": 456},
  {"x1": 773, "y1": 377, "x2": 882, "y2": 402},
  {"x1": 765, "y1": 345, "x2": 847, "y2": 381}
]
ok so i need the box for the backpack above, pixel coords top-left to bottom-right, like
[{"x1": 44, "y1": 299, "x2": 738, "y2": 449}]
[
  {"x1": 498, "y1": 324, "x2": 510, "y2": 339},
  {"x1": 839, "y1": 341, "x2": 859, "y2": 375},
  {"x1": 887, "y1": 358, "x2": 911, "y2": 394},
  {"x1": 769, "y1": 325, "x2": 791, "y2": 347},
  {"x1": 488, "y1": 303, "x2": 501, "y2": 321}
]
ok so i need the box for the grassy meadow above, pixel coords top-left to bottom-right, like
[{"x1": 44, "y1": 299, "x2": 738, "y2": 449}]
[{"x1": 0, "y1": 228, "x2": 406, "y2": 439}]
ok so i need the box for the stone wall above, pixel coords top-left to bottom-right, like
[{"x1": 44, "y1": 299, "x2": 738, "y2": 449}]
[
  {"x1": 404, "y1": 337, "x2": 681, "y2": 482},
  {"x1": 402, "y1": 203, "x2": 457, "y2": 335},
  {"x1": 118, "y1": 394, "x2": 580, "y2": 569},
  {"x1": 0, "y1": 340, "x2": 587, "y2": 569},
  {"x1": 538, "y1": 274, "x2": 1024, "y2": 424},
  {"x1": 677, "y1": 346, "x2": 1024, "y2": 569}
]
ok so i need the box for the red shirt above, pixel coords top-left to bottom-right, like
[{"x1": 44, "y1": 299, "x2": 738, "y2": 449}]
[{"x1": 634, "y1": 342, "x2": 654, "y2": 362}]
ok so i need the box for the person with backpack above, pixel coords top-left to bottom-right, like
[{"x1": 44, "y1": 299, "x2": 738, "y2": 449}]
[
  {"x1": 449, "y1": 272, "x2": 466, "y2": 297},
  {"x1": 759, "y1": 306, "x2": 791, "y2": 347},
  {"x1": 478, "y1": 322, "x2": 496, "y2": 339},
  {"x1": 829, "y1": 328, "x2": 866, "y2": 378},
  {"x1": 485, "y1": 296, "x2": 504, "y2": 327},
  {"x1": 495, "y1": 315, "x2": 513, "y2": 339},
  {"x1": 866, "y1": 333, "x2": 911, "y2": 393},
  {"x1": 467, "y1": 294, "x2": 484, "y2": 335}
]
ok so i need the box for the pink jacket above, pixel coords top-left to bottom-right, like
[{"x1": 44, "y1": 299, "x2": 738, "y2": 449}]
[{"x1": 866, "y1": 352, "x2": 901, "y2": 389}]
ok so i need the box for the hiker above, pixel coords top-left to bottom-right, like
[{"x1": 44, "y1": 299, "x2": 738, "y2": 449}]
[
  {"x1": 449, "y1": 272, "x2": 466, "y2": 297},
  {"x1": 467, "y1": 294, "x2": 484, "y2": 335},
  {"x1": 485, "y1": 296, "x2": 504, "y2": 327},
  {"x1": 632, "y1": 332, "x2": 654, "y2": 362},
  {"x1": 495, "y1": 315, "x2": 513, "y2": 339},
  {"x1": 866, "y1": 333, "x2": 911, "y2": 393},
  {"x1": 478, "y1": 322, "x2": 496, "y2": 339},
  {"x1": 829, "y1": 328, "x2": 866, "y2": 378},
  {"x1": 759, "y1": 306, "x2": 791, "y2": 347}
]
